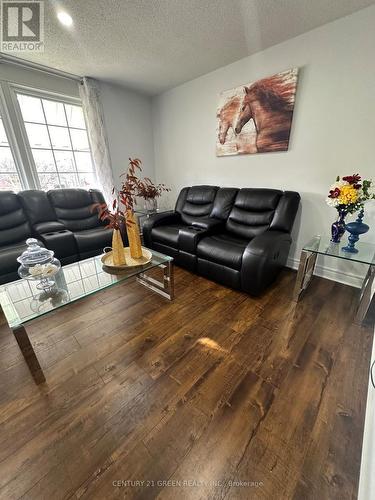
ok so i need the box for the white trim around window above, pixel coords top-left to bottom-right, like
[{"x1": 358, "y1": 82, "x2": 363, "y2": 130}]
[
  {"x1": 0, "y1": 81, "x2": 98, "y2": 192},
  {"x1": 0, "y1": 84, "x2": 28, "y2": 189}
]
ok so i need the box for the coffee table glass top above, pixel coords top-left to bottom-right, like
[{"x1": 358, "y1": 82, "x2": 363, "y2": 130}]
[
  {"x1": 303, "y1": 235, "x2": 375, "y2": 265},
  {"x1": 0, "y1": 249, "x2": 172, "y2": 329}
]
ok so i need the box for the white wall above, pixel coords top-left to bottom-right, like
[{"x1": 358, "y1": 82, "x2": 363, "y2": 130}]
[
  {"x1": 99, "y1": 81, "x2": 155, "y2": 188},
  {"x1": 152, "y1": 6, "x2": 375, "y2": 286}
]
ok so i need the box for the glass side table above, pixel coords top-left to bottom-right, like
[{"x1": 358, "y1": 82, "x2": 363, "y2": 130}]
[
  {"x1": 294, "y1": 235, "x2": 375, "y2": 325},
  {"x1": 134, "y1": 207, "x2": 173, "y2": 237}
]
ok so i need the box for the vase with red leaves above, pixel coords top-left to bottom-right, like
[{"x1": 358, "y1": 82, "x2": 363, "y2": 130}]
[
  {"x1": 93, "y1": 196, "x2": 127, "y2": 265},
  {"x1": 93, "y1": 158, "x2": 170, "y2": 261}
]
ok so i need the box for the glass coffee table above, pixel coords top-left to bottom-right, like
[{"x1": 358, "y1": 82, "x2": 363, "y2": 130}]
[
  {"x1": 294, "y1": 235, "x2": 375, "y2": 325},
  {"x1": 0, "y1": 249, "x2": 174, "y2": 384}
]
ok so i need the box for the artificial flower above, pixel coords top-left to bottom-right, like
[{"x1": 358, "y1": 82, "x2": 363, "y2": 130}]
[
  {"x1": 328, "y1": 187, "x2": 340, "y2": 199},
  {"x1": 338, "y1": 185, "x2": 359, "y2": 205},
  {"x1": 342, "y1": 174, "x2": 361, "y2": 185},
  {"x1": 326, "y1": 173, "x2": 375, "y2": 215}
]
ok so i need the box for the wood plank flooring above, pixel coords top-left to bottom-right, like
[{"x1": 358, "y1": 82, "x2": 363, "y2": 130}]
[{"x1": 0, "y1": 267, "x2": 373, "y2": 500}]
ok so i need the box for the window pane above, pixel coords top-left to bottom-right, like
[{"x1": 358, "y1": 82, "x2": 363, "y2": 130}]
[
  {"x1": 25, "y1": 123, "x2": 50, "y2": 148},
  {"x1": 70, "y1": 129, "x2": 89, "y2": 151},
  {"x1": 39, "y1": 173, "x2": 60, "y2": 190},
  {"x1": 32, "y1": 149, "x2": 56, "y2": 172},
  {"x1": 15, "y1": 93, "x2": 96, "y2": 192},
  {"x1": 48, "y1": 126, "x2": 71, "y2": 150},
  {"x1": 74, "y1": 152, "x2": 93, "y2": 172},
  {"x1": 59, "y1": 173, "x2": 78, "y2": 188},
  {"x1": 0, "y1": 173, "x2": 22, "y2": 191},
  {"x1": 0, "y1": 147, "x2": 16, "y2": 172},
  {"x1": 17, "y1": 94, "x2": 45, "y2": 124},
  {"x1": 0, "y1": 118, "x2": 9, "y2": 146},
  {"x1": 78, "y1": 172, "x2": 96, "y2": 189},
  {"x1": 54, "y1": 150, "x2": 75, "y2": 172},
  {"x1": 42, "y1": 100, "x2": 67, "y2": 126},
  {"x1": 65, "y1": 104, "x2": 86, "y2": 129}
]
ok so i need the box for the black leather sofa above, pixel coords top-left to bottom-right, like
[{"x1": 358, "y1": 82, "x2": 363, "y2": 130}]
[
  {"x1": 143, "y1": 185, "x2": 300, "y2": 295},
  {"x1": 0, "y1": 188, "x2": 114, "y2": 285}
]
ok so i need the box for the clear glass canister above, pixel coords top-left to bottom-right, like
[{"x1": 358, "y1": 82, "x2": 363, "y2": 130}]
[{"x1": 17, "y1": 238, "x2": 61, "y2": 290}]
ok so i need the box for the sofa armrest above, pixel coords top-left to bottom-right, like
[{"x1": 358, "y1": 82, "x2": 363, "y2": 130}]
[
  {"x1": 142, "y1": 211, "x2": 181, "y2": 248},
  {"x1": 38, "y1": 229, "x2": 78, "y2": 260},
  {"x1": 191, "y1": 217, "x2": 225, "y2": 232},
  {"x1": 178, "y1": 226, "x2": 209, "y2": 254},
  {"x1": 241, "y1": 230, "x2": 292, "y2": 295}
]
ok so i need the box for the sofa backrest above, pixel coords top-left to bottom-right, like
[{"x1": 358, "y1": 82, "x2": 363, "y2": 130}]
[
  {"x1": 47, "y1": 188, "x2": 102, "y2": 232},
  {"x1": 17, "y1": 190, "x2": 57, "y2": 226},
  {"x1": 210, "y1": 187, "x2": 238, "y2": 220},
  {"x1": 175, "y1": 185, "x2": 219, "y2": 225},
  {"x1": 89, "y1": 189, "x2": 106, "y2": 205},
  {"x1": 0, "y1": 191, "x2": 32, "y2": 246},
  {"x1": 226, "y1": 188, "x2": 283, "y2": 239}
]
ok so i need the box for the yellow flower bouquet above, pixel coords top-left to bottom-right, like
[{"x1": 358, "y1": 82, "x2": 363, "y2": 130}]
[{"x1": 326, "y1": 174, "x2": 374, "y2": 214}]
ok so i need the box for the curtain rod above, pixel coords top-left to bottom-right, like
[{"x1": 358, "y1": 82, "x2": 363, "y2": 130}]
[{"x1": 0, "y1": 53, "x2": 83, "y2": 83}]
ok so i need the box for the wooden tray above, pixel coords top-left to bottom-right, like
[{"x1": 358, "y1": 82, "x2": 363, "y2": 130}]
[{"x1": 101, "y1": 247, "x2": 152, "y2": 270}]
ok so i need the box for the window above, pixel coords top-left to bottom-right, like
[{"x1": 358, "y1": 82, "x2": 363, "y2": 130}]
[
  {"x1": 0, "y1": 112, "x2": 22, "y2": 191},
  {"x1": 0, "y1": 82, "x2": 98, "y2": 193},
  {"x1": 16, "y1": 93, "x2": 96, "y2": 191}
]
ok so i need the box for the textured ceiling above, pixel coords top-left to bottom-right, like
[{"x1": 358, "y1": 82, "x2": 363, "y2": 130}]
[{"x1": 3, "y1": 0, "x2": 375, "y2": 95}]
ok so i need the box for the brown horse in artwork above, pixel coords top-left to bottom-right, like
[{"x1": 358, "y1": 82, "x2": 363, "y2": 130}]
[
  {"x1": 235, "y1": 74, "x2": 296, "y2": 152},
  {"x1": 217, "y1": 96, "x2": 241, "y2": 145}
]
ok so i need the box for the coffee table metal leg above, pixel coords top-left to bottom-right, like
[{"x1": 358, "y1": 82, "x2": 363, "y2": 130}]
[
  {"x1": 137, "y1": 261, "x2": 174, "y2": 300},
  {"x1": 354, "y1": 265, "x2": 375, "y2": 325},
  {"x1": 12, "y1": 325, "x2": 46, "y2": 384},
  {"x1": 293, "y1": 250, "x2": 318, "y2": 302}
]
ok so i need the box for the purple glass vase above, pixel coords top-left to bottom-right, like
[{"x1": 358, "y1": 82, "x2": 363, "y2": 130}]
[{"x1": 331, "y1": 210, "x2": 347, "y2": 243}]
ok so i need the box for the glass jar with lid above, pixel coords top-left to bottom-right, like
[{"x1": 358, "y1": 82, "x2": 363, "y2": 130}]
[{"x1": 17, "y1": 238, "x2": 61, "y2": 291}]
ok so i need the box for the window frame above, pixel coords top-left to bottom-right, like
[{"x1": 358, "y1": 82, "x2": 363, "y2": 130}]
[
  {"x1": 0, "y1": 84, "x2": 28, "y2": 190},
  {"x1": 0, "y1": 81, "x2": 96, "y2": 192}
]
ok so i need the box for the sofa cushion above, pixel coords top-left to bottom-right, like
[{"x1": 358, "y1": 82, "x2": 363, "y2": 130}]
[
  {"x1": 74, "y1": 227, "x2": 113, "y2": 255},
  {"x1": 197, "y1": 232, "x2": 248, "y2": 270},
  {"x1": 33, "y1": 221, "x2": 67, "y2": 234},
  {"x1": 177, "y1": 185, "x2": 219, "y2": 225},
  {"x1": 151, "y1": 224, "x2": 186, "y2": 248},
  {"x1": 17, "y1": 190, "x2": 56, "y2": 225},
  {"x1": 226, "y1": 188, "x2": 282, "y2": 239},
  {"x1": 0, "y1": 191, "x2": 32, "y2": 246},
  {"x1": 0, "y1": 242, "x2": 26, "y2": 277},
  {"x1": 48, "y1": 189, "x2": 100, "y2": 232},
  {"x1": 210, "y1": 187, "x2": 238, "y2": 220}
]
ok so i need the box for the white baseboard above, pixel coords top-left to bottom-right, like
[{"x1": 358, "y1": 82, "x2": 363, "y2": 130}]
[{"x1": 287, "y1": 257, "x2": 364, "y2": 289}]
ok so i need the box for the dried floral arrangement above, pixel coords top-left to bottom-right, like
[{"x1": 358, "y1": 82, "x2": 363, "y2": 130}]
[
  {"x1": 94, "y1": 195, "x2": 126, "y2": 228},
  {"x1": 92, "y1": 158, "x2": 170, "y2": 228}
]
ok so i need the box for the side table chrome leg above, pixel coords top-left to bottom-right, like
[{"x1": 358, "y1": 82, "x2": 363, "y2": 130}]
[
  {"x1": 293, "y1": 250, "x2": 317, "y2": 302},
  {"x1": 354, "y1": 265, "x2": 375, "y2": 325}
]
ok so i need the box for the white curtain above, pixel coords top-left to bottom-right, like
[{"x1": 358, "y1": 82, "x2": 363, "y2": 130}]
[{"x1": 79, "y1": 77, "x2": 115, "y2": 204}]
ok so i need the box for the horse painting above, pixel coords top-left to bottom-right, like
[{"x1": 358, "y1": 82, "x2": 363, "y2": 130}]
[
  {"x1": 217, "y1": 96, "x2": 241, "y2": 145},
  {"x1": 216, "y1": 68, "x2": 298, "y2": 156}
]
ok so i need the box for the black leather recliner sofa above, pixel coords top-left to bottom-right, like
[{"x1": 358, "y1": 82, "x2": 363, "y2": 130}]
[
  {"x1": 0, "y1": 188, "x2": 114, "y2": 285},
  {"x1": 143, "y1": 185, "x2": 300, "y2": 295}
]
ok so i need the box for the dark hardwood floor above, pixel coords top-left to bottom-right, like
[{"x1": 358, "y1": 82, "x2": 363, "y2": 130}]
[{"x1": 0, "y1": 267, "x2": 373, "y2": 499}]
